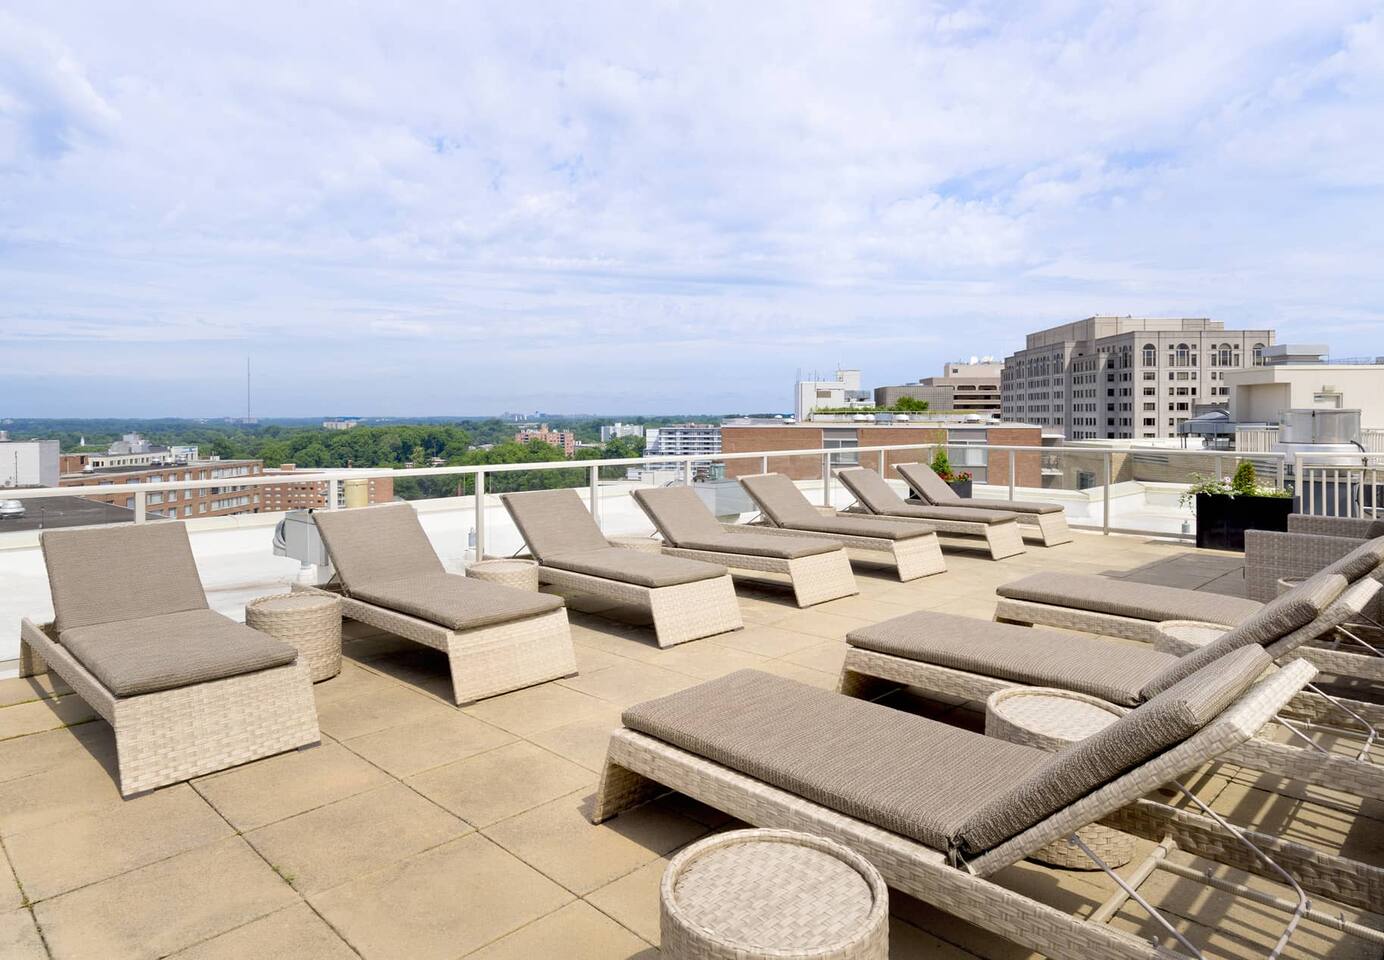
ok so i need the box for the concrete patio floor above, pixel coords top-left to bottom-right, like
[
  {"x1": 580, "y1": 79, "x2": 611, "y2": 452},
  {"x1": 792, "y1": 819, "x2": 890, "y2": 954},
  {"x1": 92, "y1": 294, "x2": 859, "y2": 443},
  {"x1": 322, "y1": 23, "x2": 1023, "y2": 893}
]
[{"x1": 1, "y1": 531, "x2": 1380, "y2": 959}]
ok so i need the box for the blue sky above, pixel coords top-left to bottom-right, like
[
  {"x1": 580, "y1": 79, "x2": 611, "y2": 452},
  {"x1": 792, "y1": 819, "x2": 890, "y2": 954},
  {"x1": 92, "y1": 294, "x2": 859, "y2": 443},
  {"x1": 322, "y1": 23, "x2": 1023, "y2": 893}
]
[{"x1": 2, "y1": 2, "x2": 1382, "y2": 417}]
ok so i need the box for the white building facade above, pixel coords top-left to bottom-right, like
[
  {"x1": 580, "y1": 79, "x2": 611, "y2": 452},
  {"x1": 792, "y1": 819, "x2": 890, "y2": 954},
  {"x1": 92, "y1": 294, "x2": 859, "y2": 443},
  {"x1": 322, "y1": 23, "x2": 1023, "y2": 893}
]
[
  {"x1": 645, "y1": 423, "x2": 722, "y2": 463},
  {"x1": 1001, "y1": 317, "x2": 1275, "y2": 440},
  {"x1": 793, "y1": 369, "x2": 871, "y2": 421},
  {"x1": 1227, "y1": 347, "x2": 1384, "y2": 427},
  {"x1": 0, "y1": 440, "x2": 60, "y2": 488},
  {"x1": 599, "y1": 422, "x2": 644, "y2": 442}
]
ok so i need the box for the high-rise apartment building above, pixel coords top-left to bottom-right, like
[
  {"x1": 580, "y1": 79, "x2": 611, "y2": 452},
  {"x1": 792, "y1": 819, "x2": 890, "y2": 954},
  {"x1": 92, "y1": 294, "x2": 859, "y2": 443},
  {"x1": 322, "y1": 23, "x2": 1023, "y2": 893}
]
[
  {"x1": 645, "y1": 423, "x2": 721, "y2": 464},
  {"x1": 599, "y1": 422, "x2": 644, "y2": 442},
  {"x1": 1001, "y1": 317, "x2": 1275, "y2": 440}
]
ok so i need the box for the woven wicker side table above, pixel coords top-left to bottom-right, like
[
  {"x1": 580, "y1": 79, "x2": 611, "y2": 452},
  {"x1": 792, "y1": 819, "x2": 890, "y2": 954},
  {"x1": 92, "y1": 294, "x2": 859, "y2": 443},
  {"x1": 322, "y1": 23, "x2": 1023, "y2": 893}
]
[
  {"x1": 1152, "y1": 619, "x2": 1226, "y2": 656},
  {"x1": 609, "y1": 536, "x2": 663, "y2": 555},
  {"x1": 985, "y1": 688, "x2": 1136, "y2": 870},
  {"x1": 661, "y1": 829, "x2": 888, "y2": 960},
  {"x1": 245, "y1": 592, "x2": 342, "y2": 682},
  {"x1": 466, "y1": 558, "x2": 540, "y2": 592}
]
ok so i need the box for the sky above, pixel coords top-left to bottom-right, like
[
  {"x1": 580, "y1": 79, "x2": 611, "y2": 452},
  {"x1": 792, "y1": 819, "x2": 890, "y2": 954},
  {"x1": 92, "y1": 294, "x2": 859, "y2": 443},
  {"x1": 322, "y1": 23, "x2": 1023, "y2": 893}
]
[{"x1": 1, "y1": 2, "x2": 1382, "y2": 417}]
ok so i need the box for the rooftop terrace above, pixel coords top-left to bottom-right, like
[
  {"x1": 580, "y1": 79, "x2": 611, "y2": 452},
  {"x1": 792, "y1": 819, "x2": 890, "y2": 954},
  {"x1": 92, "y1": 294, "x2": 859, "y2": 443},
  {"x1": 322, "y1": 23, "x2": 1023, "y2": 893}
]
[{"x1": 1, "y1": 528, "x2": 1380, "y2": 960}]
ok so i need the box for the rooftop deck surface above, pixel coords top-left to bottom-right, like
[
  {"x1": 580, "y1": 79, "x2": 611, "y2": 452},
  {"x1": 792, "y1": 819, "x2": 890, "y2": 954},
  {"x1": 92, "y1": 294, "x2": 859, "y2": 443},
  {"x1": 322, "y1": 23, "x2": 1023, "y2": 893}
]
[{"x1": 1, "y1": 531, "x2": 1380, "y2": 959}]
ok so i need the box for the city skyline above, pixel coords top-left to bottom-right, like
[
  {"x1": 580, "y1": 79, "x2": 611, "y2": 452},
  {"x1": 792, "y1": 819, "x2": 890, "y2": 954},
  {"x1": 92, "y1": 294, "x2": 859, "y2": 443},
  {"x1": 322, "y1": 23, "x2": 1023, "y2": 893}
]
[{"x1": 3, "y1": 3, "x2": 1383, "y2": 416}]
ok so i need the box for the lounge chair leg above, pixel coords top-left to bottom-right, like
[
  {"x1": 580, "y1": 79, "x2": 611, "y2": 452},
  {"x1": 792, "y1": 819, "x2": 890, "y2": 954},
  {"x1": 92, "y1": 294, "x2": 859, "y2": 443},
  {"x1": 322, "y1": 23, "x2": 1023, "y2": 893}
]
[
  {"x1": 18, "y1": 637, "x2": 47, "y2": 678},
  {"x1": 837, "y1": 667, "x2": 899, "y2": 701},
  {"x1": 1035, "y1": 512, "x2": 1073, "y2": 547},
  {"x1": 591, "y1": 757, "x2": 666, "y2": 823},
  {"x1": 984, "y1": 522, "x2": 1026, "y2": 561}
]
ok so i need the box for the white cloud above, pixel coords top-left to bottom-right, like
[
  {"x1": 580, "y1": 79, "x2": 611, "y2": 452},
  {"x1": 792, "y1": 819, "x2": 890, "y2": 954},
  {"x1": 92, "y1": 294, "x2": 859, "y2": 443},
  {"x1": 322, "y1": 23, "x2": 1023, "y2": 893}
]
[{"x1": 0, "y1": 1, "x2": 1381, "y2": 415}]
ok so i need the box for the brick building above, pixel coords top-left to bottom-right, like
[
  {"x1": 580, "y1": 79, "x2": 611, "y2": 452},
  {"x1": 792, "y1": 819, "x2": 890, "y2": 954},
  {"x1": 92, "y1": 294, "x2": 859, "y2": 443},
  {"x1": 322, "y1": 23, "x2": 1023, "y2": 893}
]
[
  {"x1": 61, "y1": 459, "x2": 266, "y2": 519},
  {"x1": 259, "y1": 465, "x2": 395, "y2": 511},
  {"x1": 720, "y1": 421, "x2": 1042, "y2": 488},
  {"x1": 514, "y1": 424, "x2": 576, "y2": 456}
]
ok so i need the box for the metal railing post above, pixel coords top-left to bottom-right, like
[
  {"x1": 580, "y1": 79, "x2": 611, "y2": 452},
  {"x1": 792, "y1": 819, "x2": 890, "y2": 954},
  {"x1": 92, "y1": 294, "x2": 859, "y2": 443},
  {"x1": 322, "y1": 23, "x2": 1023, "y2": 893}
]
[
  {"x1": 1008, "y1": 453, "x2": 1016, "y2": 501},
  {"x1": 328, "y1": 478, "x2": 340, "y2": 510},
  {"x1": 1103, "y1": 452, "x2": 1112, "y2": 536},
  {"x1": 822, "y1": 452, "x2": 832, "y2": 507},
  {"x1": 1276, "y1": 457, "x2": 1285, "y2": 492},
  {"x1": 761, "y1": 455, "x2": 769, "y2": 474},
  {"x1": 1214, "y1": 454, "x2": 1223, "y2": 480},
  {"x1": 589, "y1": 465, "x2": 601, "y2": 529},
  {"x1": 683, "y1": 459, "x2": 693, "y2": 485},
  {"x1": 134, "y1": 491, "x2": 146, "y2": 524},
  {"x1": 473, "y1": 470, "x2": 486, "y2": 560}
]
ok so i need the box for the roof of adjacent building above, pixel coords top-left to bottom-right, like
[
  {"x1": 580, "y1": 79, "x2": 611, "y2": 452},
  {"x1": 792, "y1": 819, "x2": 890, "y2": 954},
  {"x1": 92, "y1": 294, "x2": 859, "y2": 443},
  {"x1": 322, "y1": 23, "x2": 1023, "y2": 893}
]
[{"x1": 0, "y1": 495, "x2": 136, "y2": 532}]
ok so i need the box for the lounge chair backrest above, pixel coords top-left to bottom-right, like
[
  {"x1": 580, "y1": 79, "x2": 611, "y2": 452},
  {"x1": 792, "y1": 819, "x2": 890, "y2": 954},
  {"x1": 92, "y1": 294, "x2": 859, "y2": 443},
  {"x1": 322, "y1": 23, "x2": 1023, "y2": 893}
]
[
  {"x1": 1321, "y1": 535, "x2": 1384, "y2": 582},
  {"x1": 42, "y1": 522, "x2": 209, "y2": 633},
  {"x1": 738, "y1": 474, "x2": 820, "y2": 526},
  {"x1": 960, "y1": 645, "x2": 1273, "y2": 858},
  {"x1": 500, "y1": 488, "x2": 609, "y2": 561},
  {"x1": 970, "y1": 653, "x2": 1312, "y2": 875},
  {"x1": 1139, "y1": 572, "x2": 1346, "y2": 697},
  {"x1": 837, "y1": 468, "x2": 907, "y2": 515},
  {"x1": 631, "y1": 487, "x2": 724, "y2": 545},
  {"x1": 313, "y1": 503, "x2": 445, "y2": 591},
  {"x1": 1265, "y1": 576, "x2": 1380, "y2": 659},
  {"x1": 895, "y1": 462, "x2": 960, "y2": 504}
]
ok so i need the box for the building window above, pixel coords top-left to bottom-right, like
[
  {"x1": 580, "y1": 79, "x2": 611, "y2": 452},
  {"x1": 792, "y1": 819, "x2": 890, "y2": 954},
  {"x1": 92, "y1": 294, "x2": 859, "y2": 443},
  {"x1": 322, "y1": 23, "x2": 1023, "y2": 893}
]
[{"x1": 1252, "y1": 343, "x2": 1265, "y2": 365}]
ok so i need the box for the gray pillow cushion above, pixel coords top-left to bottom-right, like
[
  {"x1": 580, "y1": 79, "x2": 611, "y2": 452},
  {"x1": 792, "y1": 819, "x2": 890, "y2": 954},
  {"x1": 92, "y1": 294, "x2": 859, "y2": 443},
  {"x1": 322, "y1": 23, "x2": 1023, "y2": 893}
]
[
  {"x1": 314, "y1": 503, "x2": 445, "y2": 590},
  {"x1": 1322, "y1": 536, "x2": 1384, "y2": 582},
  {"x1": 351, "y1": 573, "x2": 563, "y2": 630},
  {"x1": 960, "y1": 645, "x2": 1272, "y2": 855},
  {"x1": 42, "y1": 523, "x2": 209, "y2": 633},
  {"x1": 1140, "y1": 573, "x2": 1344, "y2": 697},
  {"x1": 500, "y1": 489, "x2": 610, "y2": 561},
  {"x1": 632, "y1": 487, "x2": 727, "y2": 545}
]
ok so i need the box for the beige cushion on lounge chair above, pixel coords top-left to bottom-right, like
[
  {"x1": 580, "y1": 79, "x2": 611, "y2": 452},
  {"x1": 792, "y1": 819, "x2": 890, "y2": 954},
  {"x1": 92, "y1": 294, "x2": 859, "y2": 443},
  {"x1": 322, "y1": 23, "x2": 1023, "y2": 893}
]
[
  {"x1": 997, "y1": 571, "x2": 1264, "y2": 625},
  {"x1": 633, "y1": 486, "x2": 836, "y2": 558},
  {"x1": 623, "y1": 669, "x2": 1049, "y2": 853},
  {"x1": 500, "y1": 489, "x2": 610, "y2": 562},
  {"x1": 963, "y1": 646, "x2": 1271, "y2": 855},
  {"x1": 677, "y1": 533, "x2": 837, "y2": 560},
  {"x1": 740, "y1": 474, "x2": 934, "y2": 540},
  {"x1": 314, "y1": 503, "x2": 446, "y2": 589},
  {"x1": 838, "y1": 468, "x2": 1018, "y2": 524},
  {"x1": 41, "y1": 523, "x2": 209, "y2": 633},
  {"x1": 896, "y1": 462, "x2": 962, "y2": 504},
  {"x1": 59, "y1": 609, "x2": 298, "y2": 698},
  {"x1": 1139, "y1": 573, "x2": 1346, "y2": 696},
  {"x1": 351, "y1": 574, "x2": 564, "y2": 631},
  {"x1": 848, "y1": 611, "x2": 1175, "y2": 706},
  {"x1": 544, "y1": 548, "x2": 726, "y2": 588},
  {"x1": 896, "y1": 462, "x2": 1063, "y2": 514}
]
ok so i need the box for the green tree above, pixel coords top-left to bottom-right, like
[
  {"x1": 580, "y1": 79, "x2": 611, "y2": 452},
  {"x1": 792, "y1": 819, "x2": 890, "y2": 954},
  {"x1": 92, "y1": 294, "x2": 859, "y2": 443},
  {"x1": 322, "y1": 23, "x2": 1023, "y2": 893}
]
[
  {"x1": 1230, "y1": 460, "x2": 1257, "y2": 495},
  {"x1": 892, "y1": 396, "x2": 929, "y2": 412}
]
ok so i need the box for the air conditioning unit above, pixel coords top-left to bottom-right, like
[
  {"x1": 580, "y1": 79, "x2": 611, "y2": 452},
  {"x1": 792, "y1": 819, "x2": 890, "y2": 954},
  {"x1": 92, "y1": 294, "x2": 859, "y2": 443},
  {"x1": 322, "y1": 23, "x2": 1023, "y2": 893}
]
[{"x1": 272, "y1": 510, "x2": 330, "y2": 566}]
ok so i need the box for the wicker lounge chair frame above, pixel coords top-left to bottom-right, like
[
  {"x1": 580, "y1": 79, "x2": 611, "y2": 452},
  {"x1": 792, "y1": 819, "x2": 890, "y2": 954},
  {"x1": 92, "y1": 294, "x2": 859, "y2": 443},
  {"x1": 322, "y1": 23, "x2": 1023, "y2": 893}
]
[
  {"x1": 594, "y1": 662, "x2": 1384, "y2": 957},
  {"x1": 896, "y1": 461, "x2": 1073, "y2": 547},
  {"x1": 19, "y1": 618, "x2": 319, "y2": 797},
  {"x1": 500, "y1": 490, "x2": 743, "y2": 648},
  {"x1": 292, "y1": 582, "x2": 574, "y2": 705},
  {"x1": 1246, "y1": 516, "x2": 1383, "y2": 620},
  {"x1": 307, "y1": 504, "x2": 577, "y2": 706},
  {"x1": 836, "y1": 467, "x2": 1026, "y2": 560},
  {"x1": 736, "y1": 473, "x2": 946, "y2": 582},
  {"x1": 630, "y1": 488, "x2": 858, "y2": 608}
]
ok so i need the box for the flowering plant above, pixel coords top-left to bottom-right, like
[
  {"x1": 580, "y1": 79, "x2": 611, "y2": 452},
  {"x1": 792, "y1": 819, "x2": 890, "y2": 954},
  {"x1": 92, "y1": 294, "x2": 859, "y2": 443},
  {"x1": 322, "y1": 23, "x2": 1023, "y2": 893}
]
[{"x1": 1179, "y1": 461, "x2": 1290, "y2": 510}]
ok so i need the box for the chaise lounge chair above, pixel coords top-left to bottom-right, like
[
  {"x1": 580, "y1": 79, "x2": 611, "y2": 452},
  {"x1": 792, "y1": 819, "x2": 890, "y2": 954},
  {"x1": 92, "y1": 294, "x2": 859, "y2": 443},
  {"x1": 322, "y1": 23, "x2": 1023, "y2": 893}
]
[
  {"x1": 306, "y1": 503, "x2": 576, "y2": 705},
  {"x1": 896, "y1": 461, "x2": 1073, "y2": 546},
  {"x1": 593, "y1": 654, "x2": 1384, "y2": 957},
  {"x1": 1246, "y1": 514, "x2": 1384, "y2": 615},
  {"x1": 500, "y1": 488, "x2": 742, "y2": 647},
  {"x1": 631, "y1": 486, "x2": 858, "y2": 607},
  {"x1": 837, "y1": 467, "x2": 1026, "y2": 560},
  {"x1": 737, "y1": 473, "x2": 946, "y2": 581},
  {"x1": 19, "y1": 522, "x2": 320, "y2": 796},
  {"x1": 838, "y1": 572, "x2": 1384, "y2": 800}
]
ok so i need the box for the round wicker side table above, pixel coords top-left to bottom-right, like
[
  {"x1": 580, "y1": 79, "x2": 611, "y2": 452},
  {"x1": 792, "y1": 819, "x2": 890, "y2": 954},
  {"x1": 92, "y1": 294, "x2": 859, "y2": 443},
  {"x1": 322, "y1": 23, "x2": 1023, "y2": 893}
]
[
  {"x1": 1152, "y1": 619, "x2": 1226, "y2": 656},
  {"x1": 985, "y1": 688, "x2": 1136, "y2": 870},
  {"x1": 466, "y1": 558, "x2": 540, "y2": 592},
  {"x1": 1276, "y1": 576, "x2": 1304, "y2": 597},
  {"x1": 245, "y1": 593, "x2": 342, "y2": 682},
  {"x1": 609, "y1": 536, "x2": 663, "y2": 555},
  {"x1": 661, "y1": 829, "x2": 888, "y2": 960}
]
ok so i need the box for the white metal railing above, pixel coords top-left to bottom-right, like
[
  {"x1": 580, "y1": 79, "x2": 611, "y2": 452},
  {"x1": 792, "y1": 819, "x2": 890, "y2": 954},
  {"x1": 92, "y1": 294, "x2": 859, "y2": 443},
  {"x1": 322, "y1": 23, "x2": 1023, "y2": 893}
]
[
  {"x1": 1295, "y1": 457, "x2": 1383, "y2": 519},
  {"x1": 13, "y1": 440, "x2": 1382, "y2": 541}
]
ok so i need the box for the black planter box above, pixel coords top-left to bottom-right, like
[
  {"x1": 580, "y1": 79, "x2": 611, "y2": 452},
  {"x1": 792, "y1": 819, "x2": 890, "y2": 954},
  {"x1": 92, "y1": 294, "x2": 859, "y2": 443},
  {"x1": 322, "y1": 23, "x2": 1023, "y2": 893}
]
[
  {"x1": 1194, "y1": 493, "x2": 1292, "y2": 551},
  {"x1": 946, "y1": 478, "x2": 973, "y2": 499}
]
